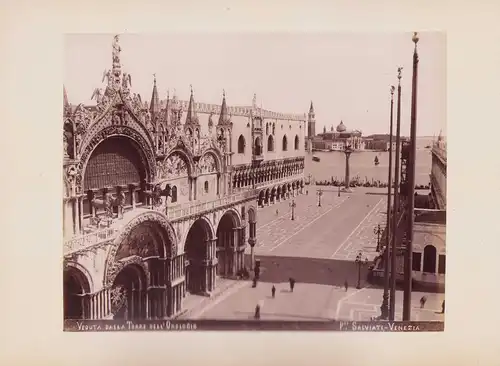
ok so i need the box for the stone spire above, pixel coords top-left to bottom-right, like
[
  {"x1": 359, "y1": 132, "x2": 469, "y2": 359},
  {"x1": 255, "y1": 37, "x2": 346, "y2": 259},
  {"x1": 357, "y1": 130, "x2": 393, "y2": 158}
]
[
  {"x1": 63, "y1": 85, "x2": 70, "y2": 116},
  {"x1": 150, "y1": 74, "x2": 160, "y2": 117},
  {"x1": 309, "y1": 101, "x2": 314, "y2": 114},
  {"x1": 185, "y1": 85, "x2": 199, "y2": 125},
  {"x1": 162, "y1": 89, "x2": 170, "y2": 126},
  {"x1": 218, "y1": 89, "x2": 230, "y2": 125}
]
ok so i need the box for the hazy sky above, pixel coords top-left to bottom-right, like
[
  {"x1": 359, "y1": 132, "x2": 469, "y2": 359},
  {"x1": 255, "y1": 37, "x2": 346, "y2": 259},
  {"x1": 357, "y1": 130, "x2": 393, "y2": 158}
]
[{"x1": 64, "y1": 33, "x2": 446, "y2": 137}]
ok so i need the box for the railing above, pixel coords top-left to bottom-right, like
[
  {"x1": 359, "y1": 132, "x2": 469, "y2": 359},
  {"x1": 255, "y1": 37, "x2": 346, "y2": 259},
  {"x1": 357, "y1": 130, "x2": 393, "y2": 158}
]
[
  {"x1": 255, "y1": 175, "x2": 303, "y2": 190},
  {"x1": 64, "y1": 227, "x2": 118, "y2": 256},
  {"x1": 165, "y1": 189, "x2": 258, "y2": 220}
]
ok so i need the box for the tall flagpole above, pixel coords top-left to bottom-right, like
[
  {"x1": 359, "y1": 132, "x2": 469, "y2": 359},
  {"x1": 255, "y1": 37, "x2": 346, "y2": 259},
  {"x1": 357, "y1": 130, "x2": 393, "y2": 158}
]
[
  {"x1": 390, "y1": 67, "x2": 403, "y2": 321},
  {"x1": 380, "y1": 85, "x2": 395, "y2": 320},
  {"x1": 403, "y1": 32, "x2": 420, "y2": 321}
]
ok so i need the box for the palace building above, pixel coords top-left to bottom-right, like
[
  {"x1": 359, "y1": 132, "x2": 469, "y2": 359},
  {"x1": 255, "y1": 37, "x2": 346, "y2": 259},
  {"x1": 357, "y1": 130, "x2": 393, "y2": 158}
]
[{"x1": 63, "y1": 35, "x2": 307, "y2": 321}]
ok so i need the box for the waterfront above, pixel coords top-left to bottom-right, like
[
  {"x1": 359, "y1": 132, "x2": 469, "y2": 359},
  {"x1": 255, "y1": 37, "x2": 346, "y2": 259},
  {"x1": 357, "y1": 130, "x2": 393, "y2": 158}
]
[{"x1": 305, "y1": 138, "x2": 433, "y2": 186}]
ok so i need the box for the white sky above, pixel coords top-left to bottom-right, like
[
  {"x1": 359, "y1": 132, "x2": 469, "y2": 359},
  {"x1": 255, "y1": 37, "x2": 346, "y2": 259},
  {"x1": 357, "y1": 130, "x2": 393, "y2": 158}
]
[{"x1": 64, "y1": 32, "x2": 446, "y2": 137}]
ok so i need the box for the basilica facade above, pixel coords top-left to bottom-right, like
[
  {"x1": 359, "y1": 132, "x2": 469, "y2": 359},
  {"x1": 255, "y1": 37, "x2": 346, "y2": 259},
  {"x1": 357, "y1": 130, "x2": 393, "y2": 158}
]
[{"x1": 63, "y1": 35, "x2": 307, "y2": 321}]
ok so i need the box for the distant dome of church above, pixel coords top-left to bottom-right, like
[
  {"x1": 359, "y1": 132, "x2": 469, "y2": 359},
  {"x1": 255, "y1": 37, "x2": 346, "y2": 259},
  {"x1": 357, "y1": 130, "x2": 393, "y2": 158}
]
[{"x1": 336, "y1": 121, "x2": 346, "y2": 132}]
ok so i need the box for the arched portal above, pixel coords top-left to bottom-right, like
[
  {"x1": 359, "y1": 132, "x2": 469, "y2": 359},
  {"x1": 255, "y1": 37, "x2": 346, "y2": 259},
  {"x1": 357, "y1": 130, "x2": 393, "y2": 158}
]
[
  {"x1": 108, "y1": 218, "x2": 175, "y2": 320},
  {"x1": 112, "y1": 264, "x2": 147, "y2": 320},
  {"x1": 265, "y1": 188, "x2": 270, "y2": 204},
  {"x1": 63, "y1": 266, "x2": 91, "y2": 320},
  {"x1": 216, "y1": 210, "x2": 243, "y2": 277},
  {"x1": 82, "y1": 135, "x2": 149, "y2": 219},
  {"x1": 423, "y1": 245, "x2": 437, "y2": 273},
  {"x1": 184, "y1": 218, "x2": 214, "y2": 294}
]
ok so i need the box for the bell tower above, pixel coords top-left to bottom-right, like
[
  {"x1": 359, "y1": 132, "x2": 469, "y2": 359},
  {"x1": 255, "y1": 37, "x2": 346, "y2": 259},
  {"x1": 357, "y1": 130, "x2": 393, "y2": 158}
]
[{"x1": 307, "y1": 101, "x2": 316, "y2": 153}]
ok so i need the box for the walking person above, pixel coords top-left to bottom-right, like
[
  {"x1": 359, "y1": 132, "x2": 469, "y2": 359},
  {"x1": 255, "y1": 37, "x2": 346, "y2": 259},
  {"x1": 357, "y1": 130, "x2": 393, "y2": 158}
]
[
  {"x1": 420, "y1": 296, "x2": 427, "y2": 309},
  {"x1": 289, "y1": 277, "x2": 296, "y2": 292},
  {"x1": 344, "y1": 280, "x2": 348, "y2": 292},
  {"x1": 276, "y1": 209, "x2": 279, "y2": 216},
  {"x1": 254, "y1": 303, "x2": 261, "y2": 320},
  {"x1": 271, "y1": 285, "x2": 276, "y2": 298}
]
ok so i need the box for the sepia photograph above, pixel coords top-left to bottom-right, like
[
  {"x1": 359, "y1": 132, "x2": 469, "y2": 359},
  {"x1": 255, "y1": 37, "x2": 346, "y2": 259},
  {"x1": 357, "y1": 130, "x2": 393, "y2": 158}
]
[{"x1": 62, "y1": 32, "x2": 446, "y2": 331}]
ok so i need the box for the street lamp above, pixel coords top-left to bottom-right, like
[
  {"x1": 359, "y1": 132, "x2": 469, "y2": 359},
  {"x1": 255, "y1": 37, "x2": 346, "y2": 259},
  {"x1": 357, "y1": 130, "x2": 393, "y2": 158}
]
[
  {"x1": 290, "y1": 199, "x2": 296, "y2": 220},
  {"x1": 374, "y1": 224, "x2": 383, "y2": 252},
  {"x1": 317, "y1": 188, "x2": 323, "y2": 207},
  {"x1": 343, "y1": 143, "x2": 353, "y2": 192},
  {"x1": 355, "y1": 252, "x2": 369, "y2": 289}
]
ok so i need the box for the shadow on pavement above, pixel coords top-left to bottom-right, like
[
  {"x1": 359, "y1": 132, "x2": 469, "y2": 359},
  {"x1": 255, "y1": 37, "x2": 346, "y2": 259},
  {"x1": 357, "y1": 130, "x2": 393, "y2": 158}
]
[{"x1": 248, "y1": 254, "x2": 373, "y2": 289}]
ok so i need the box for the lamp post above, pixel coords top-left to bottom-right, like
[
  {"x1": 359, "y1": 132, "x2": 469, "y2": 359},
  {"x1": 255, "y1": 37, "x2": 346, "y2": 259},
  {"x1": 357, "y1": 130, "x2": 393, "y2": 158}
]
[
  {"x1": 317, "y1": 188, "x2": 323, "y2": 207},
  {"x1": 381, "y1": 85, "x2": 395, "y2": 320},
  {"x1": 355, "y1": 252, "x2": 369, "y2": 289},
  {"x1": 403, "y1": 31, "x2": 420, "y2": 321},
  {"x1": 343, "y1": 143, "x2": 353, "y2": 192},
  {"x1": 374, "y1": 224, "x2": 383, "y2": 252},
  {"x1": 290, "y1": 199, "x2": 296, "y2": 220}
]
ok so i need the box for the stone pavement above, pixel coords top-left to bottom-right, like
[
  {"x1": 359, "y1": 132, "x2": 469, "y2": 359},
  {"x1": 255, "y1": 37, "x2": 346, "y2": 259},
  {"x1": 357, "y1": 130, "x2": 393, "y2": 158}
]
[
  {"x1": 336, "y1": 287, "x2": 445, "y2": 321},
  {"x1": 252, "y1": 188, "x2": 387, "y2": 261},
  {"x1": 191, "y1": 280, "x2": 444, "y2": 322}
]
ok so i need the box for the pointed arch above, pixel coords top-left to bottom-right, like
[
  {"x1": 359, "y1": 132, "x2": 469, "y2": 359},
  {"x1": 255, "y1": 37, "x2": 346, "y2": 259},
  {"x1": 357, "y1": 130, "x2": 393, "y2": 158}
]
[
  {"x1": 282, "y1": 135, "x2": 288, "y2": 151},
  {"x1": 294, "y1": 134, "x2": 299, "y2": 150},
  {"x1": 238, "y1": 135, "x2": 246, "y2": 154},
  {"x1": 267, "y1": 135, "x2": 274, "y2": 152}
]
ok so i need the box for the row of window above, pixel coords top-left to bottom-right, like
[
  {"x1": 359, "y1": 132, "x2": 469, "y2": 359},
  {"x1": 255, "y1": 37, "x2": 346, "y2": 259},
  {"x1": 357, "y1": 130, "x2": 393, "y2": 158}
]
[{"x1": 237, "y1": 134, "x2": 300, "y2": 154}]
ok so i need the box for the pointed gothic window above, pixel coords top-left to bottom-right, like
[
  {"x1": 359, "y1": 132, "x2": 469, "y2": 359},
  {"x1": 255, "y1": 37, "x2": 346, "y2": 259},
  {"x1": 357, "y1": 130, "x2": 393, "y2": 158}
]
[
  {"x1": 282, "y1": 135, "x2": 288, "y2": 151},
  {"x1": 204, "y1": 181, "x2": 209, "y2": 193},
  {"x1": 267, "y1": 135, "x2": 274, "y2": 152},
  {"x1": 238, "y1": 135, "x2": 246, "y2": 154},
  {"x1": 294, "y1": 135, "x2": 299, "y2": 150}
]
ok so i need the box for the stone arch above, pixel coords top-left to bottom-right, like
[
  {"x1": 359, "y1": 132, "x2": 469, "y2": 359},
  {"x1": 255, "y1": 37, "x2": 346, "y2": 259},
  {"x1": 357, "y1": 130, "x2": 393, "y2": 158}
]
[
  {"x1": 294, "y1": 134, "x2": 299, "y2": 150},
  {"x1": 258, "y1": 190, "x2": 265, "y2": 207},
  {"x1": 237, "y1": 135, "x2": 246, "y2": 154},
  {"x1": 184, "y1": 216, "x2": 215, "y2": 294},
  {"x1": 199, "y1": 151, "x2": 221, "y2": 175},
  {"x1": 162, "y1": 149, "x2": 194, "y2": 178},
  {"x1": 282, "y1": 135, "x2": 288, "y2": 151},
  {"x1": 216, "y1": 209, "x2": 243, "y2": 277},
  {"x1": 111, "y1": 261, "x2": 148, "y2": 320},
  {"x1": 247, "y1": 206, "x2": 257, "y2": 223},
  {"x1": 267, "y1": 135, "x2": 274, "y2": 152},
  {"x1": 104, "y1": 211, "x2": 178, "y2": 287},
  {"x1": 77, "y1": 125, "x2": 155, "y2": 193},
  {"x1": 423, "y1": 245, "x2": 437, "y2": 273},
  {"x1": 265, "y1": 188, "x2": 270, "y2": 204},
  {"x1": 63, "y1": 264, "x2": 92, "y2": 320}
]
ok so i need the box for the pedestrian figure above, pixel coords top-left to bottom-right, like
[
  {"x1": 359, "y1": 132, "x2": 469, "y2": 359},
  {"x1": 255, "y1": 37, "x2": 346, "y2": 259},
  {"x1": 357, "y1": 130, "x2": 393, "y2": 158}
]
[
  {"x1": 420, "y1": 296, "x2": 427, "y2": 309},
  {"x1": 306, "y1": 190, "x2": 309, "y2": 195},
  {"x1": 254, "y1": 304, "x2": 261, "y2": 320},
  {"x1": 344, "y1": 280, "x2": 348, "y2": 292},
  {"x1": 271, "y1": 285, "x2": 276, "y2": 298},
  {"x1": 441, "y1": 300, "x2": 445, "y2": 314},
  {"x1": 276, "y1": 209, "x2": 279, "y2": 216},
  {"x1": 252, "y1": 277, "x2": 257, "y2": 288},
  {"x1": 289, "y1": 277, "x2": 296, "y2": 292}
]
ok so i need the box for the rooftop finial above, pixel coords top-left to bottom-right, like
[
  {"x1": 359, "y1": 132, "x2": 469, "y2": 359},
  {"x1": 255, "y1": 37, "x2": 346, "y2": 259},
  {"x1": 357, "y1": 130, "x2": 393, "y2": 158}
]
[
  {"x1": 412, "y1": 31, "x2": 419, "y2": 49},
  {"x1": 153, "y1": 73, "x2": 157, "y2": 85},
  {"x1": 190, "y1": 84, "x2": 193, "y2": 95},
  {"x1": 223, "y1": 89, "x2": 226, "y2": 98},
  {"x1": 397, "y1": 67, "x2": 403, "y2": 84},
  {"x1": 391, "y1": 85, "x2": 395, "y2": 95}
]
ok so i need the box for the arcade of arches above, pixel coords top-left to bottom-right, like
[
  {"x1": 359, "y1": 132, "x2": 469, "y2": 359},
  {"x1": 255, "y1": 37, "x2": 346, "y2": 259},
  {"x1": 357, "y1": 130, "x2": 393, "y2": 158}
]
[{"x1": 64, "y1": 209, "x2": 251, "y2": 321}]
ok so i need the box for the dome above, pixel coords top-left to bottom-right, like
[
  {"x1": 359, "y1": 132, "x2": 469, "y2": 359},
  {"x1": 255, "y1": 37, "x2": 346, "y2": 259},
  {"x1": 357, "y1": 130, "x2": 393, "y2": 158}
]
[{"x1": 336, "y1": 121, "x2": 346, "y2": 132}]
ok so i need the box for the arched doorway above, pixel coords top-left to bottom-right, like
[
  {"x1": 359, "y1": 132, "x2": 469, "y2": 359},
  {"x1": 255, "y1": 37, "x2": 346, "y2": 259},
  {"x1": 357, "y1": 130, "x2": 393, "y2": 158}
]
[
  {"x1": 63, "y1": 266, "x2": 91, "y2": 320},
  {"x1": 216, "y1": 211, "x2": 242, "y2": 277},
  {"x1": 112, "y1": 264, "x2": 147, "y2": 320},
  {"x1": 423, "y1": 245, "x2": 437, "y2": 273},
  {"x1": 185, "y1": 218, "x2": 213, "y2": 294},
  {"x1": 265, "y1": 188, "x2": 270, "y2": 204},
  {"x1": 109, "y1": 219, "x2": 174, "y2": 320}
]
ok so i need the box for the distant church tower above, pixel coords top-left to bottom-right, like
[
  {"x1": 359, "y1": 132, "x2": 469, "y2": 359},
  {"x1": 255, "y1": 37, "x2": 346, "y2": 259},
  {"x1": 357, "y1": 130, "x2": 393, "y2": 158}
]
[{"x1": 307, "y1": 101, "x2": 316, "y2": 153}]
